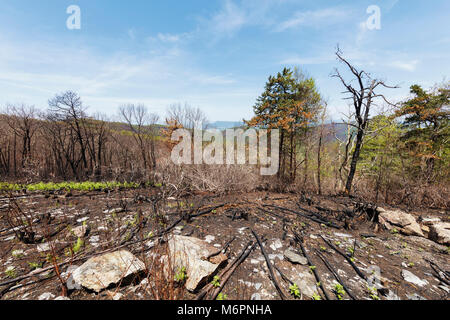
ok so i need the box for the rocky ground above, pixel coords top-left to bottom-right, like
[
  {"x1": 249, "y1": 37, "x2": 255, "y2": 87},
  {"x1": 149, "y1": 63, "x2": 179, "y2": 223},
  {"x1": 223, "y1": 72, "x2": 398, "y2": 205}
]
[{"x1": 0, "y1": 188, "x2": 448, "y2": 300}]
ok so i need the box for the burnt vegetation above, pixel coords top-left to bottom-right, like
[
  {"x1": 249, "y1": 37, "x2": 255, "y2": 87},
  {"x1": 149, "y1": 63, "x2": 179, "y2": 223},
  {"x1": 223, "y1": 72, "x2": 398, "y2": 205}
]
[{"x1": 0, "y1": 49, "x2": 449, "y2": 301}]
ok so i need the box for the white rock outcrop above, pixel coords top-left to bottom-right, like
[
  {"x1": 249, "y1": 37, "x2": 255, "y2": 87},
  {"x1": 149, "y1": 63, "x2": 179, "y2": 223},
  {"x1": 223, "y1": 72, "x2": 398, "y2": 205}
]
[
  {"x1": 377, "y1": 208, "x2": 424, "y2": 237},
  {"x1": 72, "y1": 250, "x2": 145, "y2": 293},
  {"x1": 167, "y1": 235, "x2": 227, "y2": 292},
  {"x1": 428, "y1": 222, "x2": 450, "y2": 245}
]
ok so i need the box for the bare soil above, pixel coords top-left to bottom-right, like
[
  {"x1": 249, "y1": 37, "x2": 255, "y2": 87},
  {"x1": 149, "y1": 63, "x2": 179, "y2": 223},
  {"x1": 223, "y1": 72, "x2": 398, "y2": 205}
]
[{"x1": 0, "y1": 188, "x2": 448, "y2": 300}]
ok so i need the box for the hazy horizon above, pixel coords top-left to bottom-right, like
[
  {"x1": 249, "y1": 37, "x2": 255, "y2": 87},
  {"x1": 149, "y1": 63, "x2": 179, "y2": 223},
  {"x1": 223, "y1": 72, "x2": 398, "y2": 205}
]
[{"x1": 0, "y1": 0, "x2": 449, "y2": 122}]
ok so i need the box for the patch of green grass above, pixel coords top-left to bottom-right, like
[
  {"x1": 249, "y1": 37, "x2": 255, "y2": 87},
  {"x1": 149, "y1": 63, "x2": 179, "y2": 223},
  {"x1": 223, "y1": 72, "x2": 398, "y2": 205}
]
[
  {"x1": 175, "y1": 267, "x2": 187, "y2": 283},
  {"x1": 0, "y1": 181, "x2": 140, "y2": 192},
  {"x1": 11, "y1": 250, "x2": 24, "y2": 258},
  {"x1": 5, "y1": 266, "x2": 17, "y2": 278},
  {"x1": 367, "y1": 286, "x2": 380, "y2": 300},
  {"x1": 312, "y1": 293, "x2": 322, "y2": 300},
  {"x1": 216, "y1": 293, "x2": 228, "y2": 300},
  {"x1": 334, "y1": 284, "x2": 345, "y2": 300},
  {"x1": 289, "y1": 283, "x2": 301, "y2": 299},
  {"x1": 27, "y1": 261, "x2": 44, "y2": 270},
  {"x1": 211, "y1": 276, "x2": 221, "y2": 288},
  {"x1": 72, "y1": 238, "x2": 84, "y2": 254},
  {"x1": 347, "y1": 246, "x2": 355, "y2": 257}
]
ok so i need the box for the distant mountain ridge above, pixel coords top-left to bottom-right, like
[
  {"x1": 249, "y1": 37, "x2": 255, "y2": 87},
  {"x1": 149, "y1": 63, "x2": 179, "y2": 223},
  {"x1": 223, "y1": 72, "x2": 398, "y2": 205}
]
[{"x1": 208, "y1": 121, "x2": 245, "y2": 129}]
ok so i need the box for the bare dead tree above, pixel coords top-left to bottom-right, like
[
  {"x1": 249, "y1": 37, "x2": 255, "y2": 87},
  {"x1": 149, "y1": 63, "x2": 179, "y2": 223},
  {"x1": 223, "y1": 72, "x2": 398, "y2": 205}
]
[
  {"x1": 3, "y1": 104, "x2": 38, "y2": 169},
  {"x1": 166, "y1": 103, "x2": 209, "y2": 131},
  {"x1": 332, "y1": 46, "x2": 398, "y2": 194},
  {"x1": 48, "y1": 91, "x2": 89, "y2": 175},
  {"x1": 119, "y1": 104, "x2": 160, "y2": 171},
  {"x1": 84, "y1": 113, "x2": 110, "y2": 179},
  {"x1": 333, "y1": 108, "x2": 357, "y2": 192},
  {"x1": 42, "y1": 114, "x2": 82, "y2": 180},
  {"x1": 316, "y1": 102, "x2": 328, "y2": 195}
]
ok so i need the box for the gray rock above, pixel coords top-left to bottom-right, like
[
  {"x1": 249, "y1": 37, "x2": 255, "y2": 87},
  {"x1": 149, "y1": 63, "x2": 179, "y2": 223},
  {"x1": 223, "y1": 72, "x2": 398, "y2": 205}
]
[
  {"x1": 38, "y1": 292, "x2": 55, "y2": 300},
  {"x1": 269, "y1": 239, "x2": 283, "y2": 251},
  {"x1": 421, "y1": 217, "x2": 441, "y2": 226},
  {"x1": 167, "y1": 235, "x2": 228, "y2": 292},
  {"x1": 384, "y1": 290, "x2": 401, "y2": 300},
  {"x1": 112, "y1": 292, "x2": 123, "y2": 300},
  {"x1": 407, "y1": 293, "x2": 427, "y2": 300},
  {"x1": 290, "y1": 267, "x2": 319, "y2": 299},
  {"x1": 377, "y1": 208, "x2": 424, "y2": 237},
  {"x1": 334, "y1": 232, "x2": 353, "y2": 239},
  {"x1": 72, "y1": 225, "x2": 90, "y2": 238},
  {"x1": 268, "y1": 253, "x2": 284, "y2": 261},
  {"x1": 438, "y1": 285, "x2": 450, "y2": 293},
  {"x1": 428, "y1": 222, "x2": 450, "y2": 245},
  {"x1": 284, "y1": 249, "x2": 308, "y2": 265},
  {"x1": 63, "y1": 265, "x2": 82, "y2": 291},
  {"x1": 355, "y1": 240, "x2": 368, "y2": 249},
  {"x1": 407, "y1": 236, "x2": 448, "y2": 252},
  {"x1": 37, "y1": 243, "x2": 51, "y2": 252},
  {"x1": 89, "y1": 235, "x2": 101, "y2": 247},
  {"x1": 251, "y1": 293, "x2": 261, "y2": 300},
  {"x1": 54, "y1": 296, "x2": 71, "y2": 301},
  {"x1": 401, "y1": 270, "x2": 429, "y2": 287},
  {"x1": 72, "y1": 250, "x2": 145, "y2": 293}
]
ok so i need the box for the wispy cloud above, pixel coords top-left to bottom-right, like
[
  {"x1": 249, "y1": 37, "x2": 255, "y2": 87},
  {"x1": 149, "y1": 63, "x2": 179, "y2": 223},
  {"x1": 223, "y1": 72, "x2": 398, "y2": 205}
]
[
  {"x1": 388, "y1": 60, "x2": 420, "y2": 72},
  {"x1": 149, "y1": 32, "x2": 192, "y2": 43},
  {"x1": 0, "y1": 36, "x2": 241, "y2": 119},
  {"x1": 207, "y1": 0, "x2": 248, "y2": 36},
  {"x1": 127, "y1": 28, "x2": 136, "y2": 40},
  {"x1": 280, "y1": 55, "x2": 334, "y2": 66},
  {"x1": 200, "y1": 0, "x2": 286, "y2": 38},
  {"x1": 276, "y1": 8, "x2": 350, "y2": 32}
]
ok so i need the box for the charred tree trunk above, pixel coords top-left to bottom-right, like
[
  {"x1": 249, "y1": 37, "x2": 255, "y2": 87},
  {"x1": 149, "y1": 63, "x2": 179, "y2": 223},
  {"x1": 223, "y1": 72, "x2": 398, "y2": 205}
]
[{"x1": 332, "y1": 47, "x2": 397, "y2": 195}]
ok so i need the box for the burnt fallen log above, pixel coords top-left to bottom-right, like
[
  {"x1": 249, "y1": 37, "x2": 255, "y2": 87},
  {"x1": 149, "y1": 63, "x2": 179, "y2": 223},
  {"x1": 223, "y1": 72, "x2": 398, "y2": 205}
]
[
  {"x1": 426, "y1": 259, "x2": 450, "y2": 286},
  {"x1": 292, "y1": 231, "x2": 331, "y2": 300},
  {"x1": 251, "y1": 229, "x2": 288, "y2": 300},
  {"x1": 273, "y1": 264, "x2": 301, "y2": 300},
  {"x1": 195, "y1": 240, "x2": 255, "y2": 300},
  {"x1": 204, "y1": 236, "x2": 236, "y2": 261},
  {"x1": 320, "y1": 235, "x2": 367, "y2": 281},
  {"x1": 315, "y1": 249, "x2": 356, "y2": 300},
  {"x1": 190, "y1": 203, "x2": 226, "y2": 218},
  {"x1": 273, "y1": 265, "x2": 295, "y2": 287},
  {"x1": 256, "y1": 206, "x2": 289, "y2": 222},
  {"x1": 207, "y1": 242, "x2": 257, "y2": 301},
  {"x1": 263, "y1": 204, "x2": 341, "y2": 229}
]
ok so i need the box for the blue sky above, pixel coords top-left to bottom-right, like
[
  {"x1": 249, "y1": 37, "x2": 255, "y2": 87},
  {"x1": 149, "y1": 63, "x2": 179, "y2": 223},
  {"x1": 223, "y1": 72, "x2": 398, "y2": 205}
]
[{"x1": 0, "y1": 0, "x2": 449, "y2": 122}]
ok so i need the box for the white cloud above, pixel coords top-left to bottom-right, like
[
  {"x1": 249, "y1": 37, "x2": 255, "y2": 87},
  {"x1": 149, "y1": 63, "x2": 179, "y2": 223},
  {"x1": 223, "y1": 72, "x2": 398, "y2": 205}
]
[
  {"x1": 356, "y1": 21, "x2": 369, "y2": 44},
  {"x1": 280, "y1": 55, "x2": 334, "y2": 65},
  {"x1": 157, "y1": 33, "x2": 181, "y2": 42},
  {"x1": 128, "y1": 28, "x2": 136, "y2": 40},
  {"x1": 388, "y1": 60, "x2": 420, "y2": 72},
  {"x1": 276, "y1": 8, "x2": 349, "y2": 31},
  {"x1": 0, "y1": 36, "x2": 244, "y2": 120},
  {"x1": 201, "y1": 0, "x2": 287, "y2": 38},
  {"x1": 208, "y1": 0, "x2": 248, "y2": 36}
]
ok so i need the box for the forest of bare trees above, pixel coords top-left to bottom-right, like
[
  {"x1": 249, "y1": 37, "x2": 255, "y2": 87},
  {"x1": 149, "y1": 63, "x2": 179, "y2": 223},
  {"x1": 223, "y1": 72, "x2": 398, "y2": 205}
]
[{"x1": 0, "y1": 51, "x2": 448, "y2": 208}]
